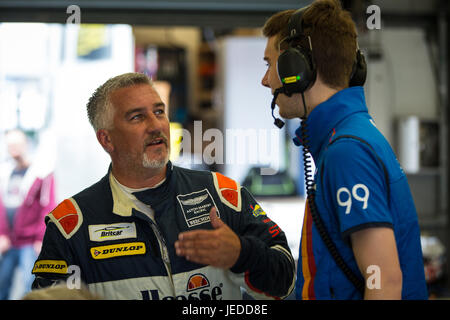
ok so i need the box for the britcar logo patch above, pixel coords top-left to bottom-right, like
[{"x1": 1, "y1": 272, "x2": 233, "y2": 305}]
[
  {"x1": 32, "y1": 260, "x2": 68, "y2": 274},
  {"x1": 177, "y1": 189, "x2": 219, "y2": 228},
  {"x1": 88, "y1": 222, "x2": 137, "y2": 242},
  {"x1": 90, "y1": 242, "x2": 146, "y2": 260}
]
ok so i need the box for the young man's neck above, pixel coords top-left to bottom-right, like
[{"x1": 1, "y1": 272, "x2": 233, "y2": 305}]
[{"x1": 303, "y1": 80, "x2": 343, "y2": 116}]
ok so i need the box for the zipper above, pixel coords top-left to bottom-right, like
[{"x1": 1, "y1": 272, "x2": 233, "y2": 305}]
[
  {"x1": 147, "y1": 218, "x2": 175, "y2": 295},
  {"x1": 149, "y1": 220, "x2": 170, "y2": 264}
]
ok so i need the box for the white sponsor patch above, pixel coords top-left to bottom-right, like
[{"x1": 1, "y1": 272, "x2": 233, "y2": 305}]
[
  {"x1": 177, "y1": 189, "x2": 220, "y2": 228},
  {"x1": 179, "y1": 194, "x2": 209, "y2": 206},
  {"x1": 88, "y1": 222, "x2": 137, "y2": 242}
]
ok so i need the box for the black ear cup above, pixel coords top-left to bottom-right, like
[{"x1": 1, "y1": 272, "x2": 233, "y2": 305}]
[
  {"x1": 349, "y1": 49, "x2": 367, "y2": 87},
  {"x1": 277, "y1": 46, "x2": 317, "y2": 96},
  {"x1": 277, "y1": 6, "x2": 316, "y2": 96}
]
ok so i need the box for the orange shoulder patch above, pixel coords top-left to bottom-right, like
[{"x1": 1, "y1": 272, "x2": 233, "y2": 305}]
[
  {"x1": 49, "y1": 198, "x2": 82, "y2": 239},
  {"x1": 212, "y1": 172, "x2": 242, "y2": 212},
  {"x1": 215, "y1": 172, "x2": 238, "y2": 191},
  {"x1": 221, "y1": 189, "x2": 238, "y2": 207}
]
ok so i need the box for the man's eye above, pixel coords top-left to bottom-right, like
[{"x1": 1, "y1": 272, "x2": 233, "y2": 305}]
[
  {"x1": 130, "y1": 114, "x2": 143, "y2": 120},
  {"x1": 155, "y1": 109, "x2": 165, "y2": 115}
]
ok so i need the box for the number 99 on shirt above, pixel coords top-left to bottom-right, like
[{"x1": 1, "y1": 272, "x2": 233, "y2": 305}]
[{"x1": 337, "y1": 184, "x2": 370, "y2": 214}]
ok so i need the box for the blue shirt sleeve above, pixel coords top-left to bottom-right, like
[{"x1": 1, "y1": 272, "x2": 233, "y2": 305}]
[{"x1": 321, "y1": 139, "x2": 393, "y2": 239}]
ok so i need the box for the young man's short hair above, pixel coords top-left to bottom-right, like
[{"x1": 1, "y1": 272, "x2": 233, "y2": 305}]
[{"x1": 262, "y1": 0, "x2": 358, "y2": 89}]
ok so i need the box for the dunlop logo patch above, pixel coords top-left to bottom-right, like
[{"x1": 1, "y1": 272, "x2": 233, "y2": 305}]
[
  {"x1": 90, "y1": 242, "x2": 146, "y2": 260},
  {"x1": 32, "y1": 260, "x2": 68, "y2": 274}
]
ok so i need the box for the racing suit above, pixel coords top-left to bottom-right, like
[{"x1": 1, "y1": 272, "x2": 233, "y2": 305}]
[{"x1": 31, "y1": 162, "x2": 295, "y2": 300}]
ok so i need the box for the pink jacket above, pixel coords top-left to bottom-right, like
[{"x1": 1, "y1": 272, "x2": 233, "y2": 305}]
[{"x1": 0, "y1": 173, "x2": 56, "y2": 247}]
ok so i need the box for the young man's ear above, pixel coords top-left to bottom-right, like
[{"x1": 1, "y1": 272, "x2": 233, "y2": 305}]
[{"x1": 96, "y1": 129, "x2": 113, "y2": 153}]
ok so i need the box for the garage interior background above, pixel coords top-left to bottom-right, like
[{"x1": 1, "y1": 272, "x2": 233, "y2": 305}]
[{"x1": 0, "y1": 0, "x2": 449, "y2": 299}]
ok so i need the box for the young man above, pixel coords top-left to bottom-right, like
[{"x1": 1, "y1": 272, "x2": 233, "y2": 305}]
[
  {"x1": 261, "y1": 0, "x2": 427, "y2": 299},
  {"x1": 31, "y1": 72, "x2": 295, "y2": 300}
]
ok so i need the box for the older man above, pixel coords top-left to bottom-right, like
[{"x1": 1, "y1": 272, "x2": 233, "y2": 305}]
[{"x1": 31, "y1": 72, "x2": 295, "y2": 300}]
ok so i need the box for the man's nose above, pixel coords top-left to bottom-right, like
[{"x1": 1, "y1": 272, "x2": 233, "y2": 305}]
[
  {"x1": 145, "y1": 113, "x2": 163, "y2": 132},
  {"x1": 261, "y1": 71, "x2": 270, "y2": 88}
]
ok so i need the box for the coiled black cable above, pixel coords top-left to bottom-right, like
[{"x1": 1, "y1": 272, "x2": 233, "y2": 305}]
[{"x1": 300, "y1": 93, "x2": 365, "y2": 296}]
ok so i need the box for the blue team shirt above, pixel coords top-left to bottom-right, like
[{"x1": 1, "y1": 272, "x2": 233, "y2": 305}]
[{"x1": 294, "y1": 86, "x2": 428, "y2": 300}]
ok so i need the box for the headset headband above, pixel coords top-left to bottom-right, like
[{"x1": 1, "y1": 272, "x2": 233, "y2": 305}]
[{"x1": 287, "y1": 7, "x2": 309, "y2": 40}]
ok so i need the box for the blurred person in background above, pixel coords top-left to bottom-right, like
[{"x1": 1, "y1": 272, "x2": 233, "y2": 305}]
[{"x1": 0, "y1": 129, "x2": 56, "y2": 299}]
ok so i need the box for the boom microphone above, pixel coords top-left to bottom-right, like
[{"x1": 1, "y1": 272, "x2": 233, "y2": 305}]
[{"x1": 271, "y1": 88, "x2": 285, "y2": 129}]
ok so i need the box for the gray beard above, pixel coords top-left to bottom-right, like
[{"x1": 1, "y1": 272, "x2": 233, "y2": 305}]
[{"x1": 142, "y1": 149, "x2": 170, "y2": 169}]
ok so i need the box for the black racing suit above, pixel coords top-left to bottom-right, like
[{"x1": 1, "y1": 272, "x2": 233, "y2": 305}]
[{"x1": 32, "y1": 162, "x2": 295, "y2": 300}]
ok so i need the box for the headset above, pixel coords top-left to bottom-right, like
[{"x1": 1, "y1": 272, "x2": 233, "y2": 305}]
[
  {"x1": 270, "y1": 6, "x2": 368, "y2": 295},
  {"x1": 271, "y1": 6, "x2": 367, "y2": 128},
  {"x1": 278, "y1": 6, "x2": 367, "y2": 96}
]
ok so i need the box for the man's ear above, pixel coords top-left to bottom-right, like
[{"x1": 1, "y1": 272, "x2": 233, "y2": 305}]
[{"x1": 96, "y1": 129, "x2": 113, "y2": 153}]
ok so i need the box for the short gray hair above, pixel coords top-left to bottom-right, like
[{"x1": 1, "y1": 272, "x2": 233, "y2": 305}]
[{"x1": 87, "y1": 72, "x2": 152, "y2": 131}]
